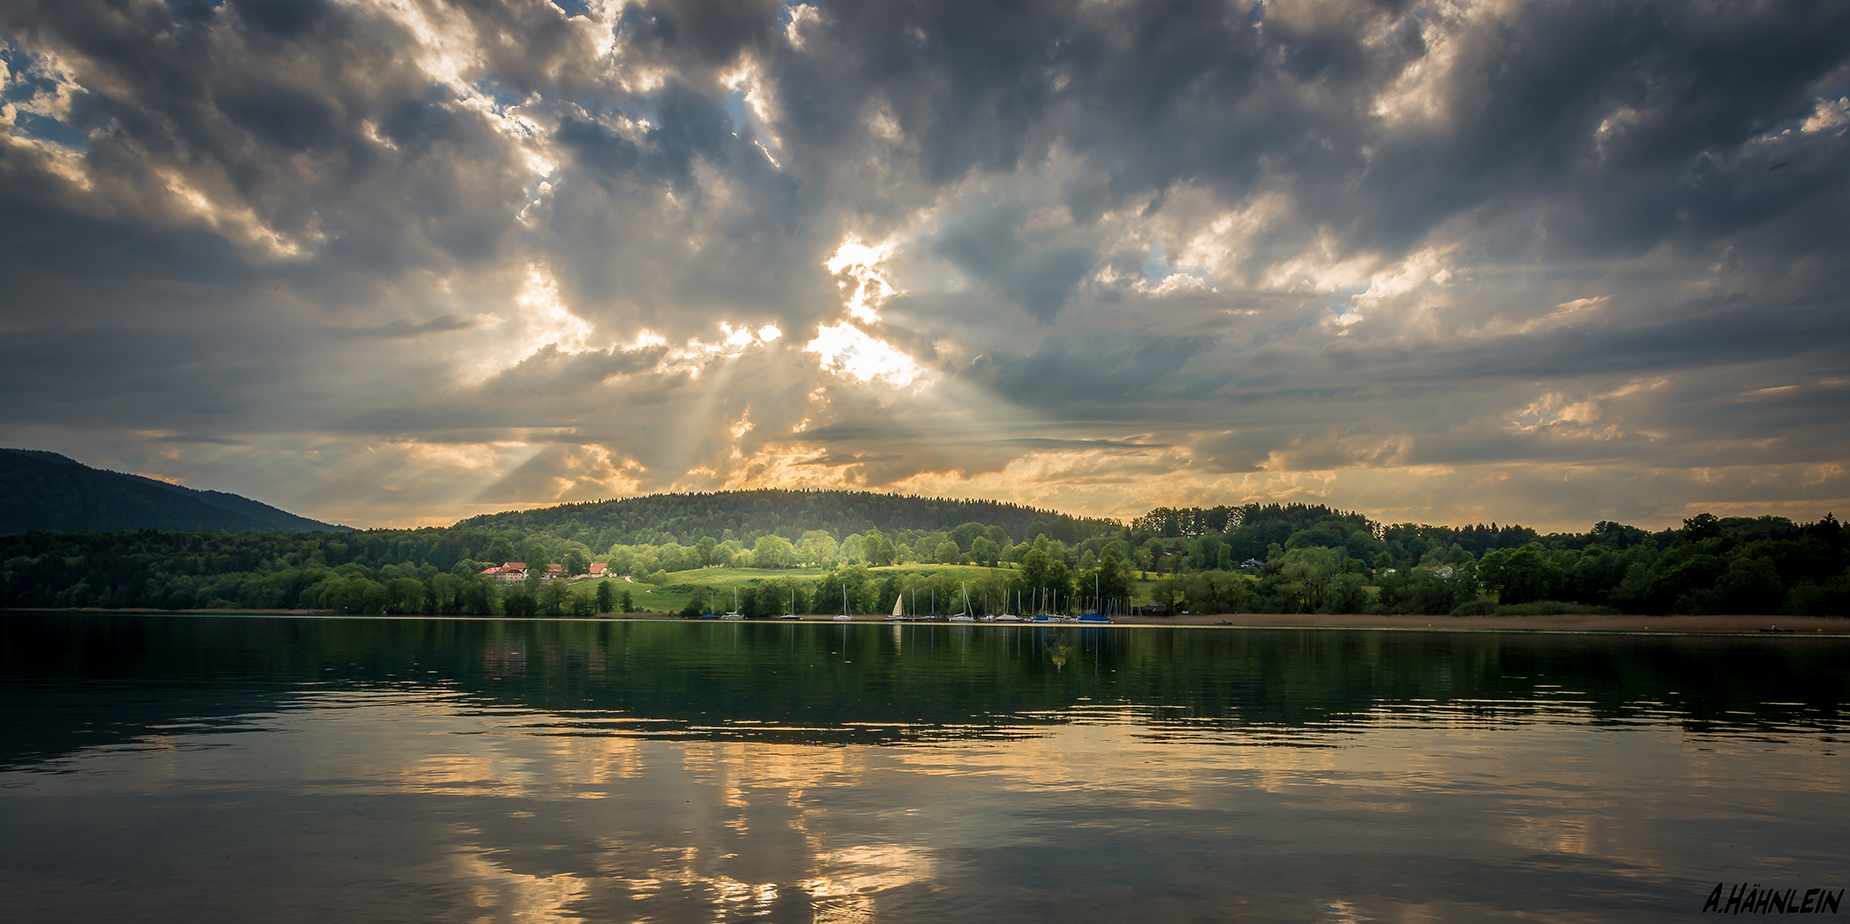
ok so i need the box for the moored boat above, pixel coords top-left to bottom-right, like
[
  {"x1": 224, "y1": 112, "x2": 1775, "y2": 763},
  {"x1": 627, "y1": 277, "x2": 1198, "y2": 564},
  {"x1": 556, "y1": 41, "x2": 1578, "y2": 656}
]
[{"x1": 948, "y1": 583, "x2": 975, "y2": 621}]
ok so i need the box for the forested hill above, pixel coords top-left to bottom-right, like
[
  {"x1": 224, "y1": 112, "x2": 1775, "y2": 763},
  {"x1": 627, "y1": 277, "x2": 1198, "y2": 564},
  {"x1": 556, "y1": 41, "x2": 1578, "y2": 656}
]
[
  {"x1": 0, "y1": 449, "x2": 347, "y2": 535},
  {"x1": 458, "y1": 490, "x2": 1122, "y2": 548}
]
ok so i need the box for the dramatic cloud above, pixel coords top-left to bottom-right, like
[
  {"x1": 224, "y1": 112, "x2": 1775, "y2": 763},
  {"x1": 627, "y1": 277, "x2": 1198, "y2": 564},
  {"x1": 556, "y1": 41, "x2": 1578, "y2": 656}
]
[{"x1": 1, "y1": 0, "x2": 1846, "y2": 529}]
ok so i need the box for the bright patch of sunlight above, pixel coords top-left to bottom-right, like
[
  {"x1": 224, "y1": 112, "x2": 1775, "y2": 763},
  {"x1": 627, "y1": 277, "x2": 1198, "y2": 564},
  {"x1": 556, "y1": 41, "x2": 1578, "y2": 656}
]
[{"x1": 805, "y1": 322, "x2": 924, "y2": 387}]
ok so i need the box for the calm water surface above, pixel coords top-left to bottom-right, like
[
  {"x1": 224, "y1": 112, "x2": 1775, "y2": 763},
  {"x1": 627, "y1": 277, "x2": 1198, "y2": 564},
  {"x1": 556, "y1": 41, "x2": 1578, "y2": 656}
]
[{"x1": 1, "y1": 613, "x2": 1845, "y2": 923}]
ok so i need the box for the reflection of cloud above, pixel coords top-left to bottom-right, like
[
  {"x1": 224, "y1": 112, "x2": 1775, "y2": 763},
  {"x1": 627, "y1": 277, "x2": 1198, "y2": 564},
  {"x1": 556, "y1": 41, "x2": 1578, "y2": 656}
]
[
  {"x1": 801, "y1": 843, "x2": 936, "y2": 922},
  {"x1": 30, "y1": 641, "x2": 1849, "y2": 924},
  {"x1": 452, "y1": 840, "x2": 591, "y2": 922},
  {"x1": 1506, "y1": 815, "x2": 1596, "y2": 856},
  {"x1": 801, "y1": 844, "x2": 935, "y2": 899}
]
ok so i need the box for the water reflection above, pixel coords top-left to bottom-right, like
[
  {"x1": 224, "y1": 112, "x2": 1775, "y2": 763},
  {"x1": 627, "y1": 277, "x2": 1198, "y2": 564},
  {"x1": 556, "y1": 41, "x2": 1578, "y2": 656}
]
[
  {"x1": 8, "y1": 615, "x2": 1843, "y2": 759},
  {"x1": 1, "y1": 613, "x2": 1845, "y2": 923}
]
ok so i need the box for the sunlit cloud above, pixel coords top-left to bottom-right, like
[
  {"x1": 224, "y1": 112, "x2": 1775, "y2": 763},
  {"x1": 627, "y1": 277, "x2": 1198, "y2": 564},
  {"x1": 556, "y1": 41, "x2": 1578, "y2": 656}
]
[
  {"x1": 0, "y1": 0, "x2": 1844, "y2": 530},
  {"x1": 824, "y1": 235, "x2": 902, "y2": 324},
  {"x1": 514, "y1": 263, "x2": 598, "y2": 354},
  {"x1": 805, "y1": 323, "x2": 925, "y2": 388}
]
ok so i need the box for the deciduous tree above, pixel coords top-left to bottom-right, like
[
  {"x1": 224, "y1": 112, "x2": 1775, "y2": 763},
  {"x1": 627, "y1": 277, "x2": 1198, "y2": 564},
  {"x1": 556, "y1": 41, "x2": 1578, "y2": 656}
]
[{"x1": 754, "y1": 534, "x2": 797, "y2": 569}]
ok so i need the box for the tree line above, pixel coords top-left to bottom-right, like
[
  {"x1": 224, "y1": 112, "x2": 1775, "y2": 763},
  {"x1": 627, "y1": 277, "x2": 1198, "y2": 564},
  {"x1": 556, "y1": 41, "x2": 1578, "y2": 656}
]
[
  {"x1": 0, "y1": 491, "x2": 1844, "y2": 616},
  {"x1": 455, "y1": 489, "x2": 1122, "y2": 552}
]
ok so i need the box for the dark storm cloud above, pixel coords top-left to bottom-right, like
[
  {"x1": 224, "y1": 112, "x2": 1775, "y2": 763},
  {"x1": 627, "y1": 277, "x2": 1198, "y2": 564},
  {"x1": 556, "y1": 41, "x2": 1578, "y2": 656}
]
[
  {"x1": 347, "y1": 313, "x2": 486, "y2": 338},
  {"x1": 1320, "y1": 295, "x2": 1850, "y2": 387},
  {"x1": 959, "y1": 332, "x2": 1218, "y2": 411},
  {"x1": 798, "y1": 451, "x2": 902, "y2": 467},
  {"x1": 988, "y1": 437, "x2": 1166, "y2": 452},
  {"x1": 616, "y1": 0, "x2": 783, "y2": 69},
  {"x1": 0, "y1": 0, "x2": 1845, "y2": 528},
  {"x1": 0, "y1": 327, "x2": 285, "y2": 425},
  {"x1": 0, "y1": 0, "x2": 537, "y2": 282},
  {"x1": 556, "y1": 84, "x2": 737, "y2": 196},
  {"x1": 148, "y1": 433, "x2": 251, "y2": 446},
  {"x1": 931, "y1": 197, "x2": 1095, "y2": 321},
  {"x1": 340, "y1": 342, "x2": 675, "y2": 433},
  {"x1": 999, "y1": 0, "x2": 1850, "y2": 261}
]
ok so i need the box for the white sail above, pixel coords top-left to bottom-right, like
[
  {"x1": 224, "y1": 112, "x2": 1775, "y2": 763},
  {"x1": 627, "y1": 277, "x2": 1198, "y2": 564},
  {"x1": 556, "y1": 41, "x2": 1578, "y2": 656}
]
[{"x1": 891, "y1": 595, "x2": 904, "y2": 618}]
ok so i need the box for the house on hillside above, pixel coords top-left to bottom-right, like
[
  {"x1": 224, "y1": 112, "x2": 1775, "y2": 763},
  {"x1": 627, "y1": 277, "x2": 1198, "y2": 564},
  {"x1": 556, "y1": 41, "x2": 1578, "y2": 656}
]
[
  {"x1": 588, "y1": 563, "x2": 608, "y2": 578},
  {"x1": 480, "y1": 562, "x2": 528, "y2": 583}
]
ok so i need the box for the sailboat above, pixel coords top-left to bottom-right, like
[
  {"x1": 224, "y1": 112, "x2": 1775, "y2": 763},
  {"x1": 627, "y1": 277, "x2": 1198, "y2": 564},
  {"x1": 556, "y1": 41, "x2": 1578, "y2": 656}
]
[
  {"x1": 832, "y1": 585, "x2": 852, "y2": 620},
  {"x1": 722, "y1": 585, "x2": 744, "y2": 619},
  {"x1": 949, "y1": 582, "x2": 975, "y2": 622},
  {"x1": 886, "y1": 593, "x2": 905, "y2": 621},
  {"x1": 1078, "y1": 571, "x2": 1109, "y2": 623},
  {"x1": 996, "y1": 589, "x2": 1021, "y2": 622},
  {"x1": 779, "y1": 586, "x2": 800, "y2": 619}
]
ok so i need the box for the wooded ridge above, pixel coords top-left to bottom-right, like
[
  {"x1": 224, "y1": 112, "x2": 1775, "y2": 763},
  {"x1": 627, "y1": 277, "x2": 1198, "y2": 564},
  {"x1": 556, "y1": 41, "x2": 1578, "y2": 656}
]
[
  {"x1": 0, "y1": 449, "x2": 347, "y2": 535},
  {"x1": 0, "y1": 477, "x2": 1842, "y2": 617}
]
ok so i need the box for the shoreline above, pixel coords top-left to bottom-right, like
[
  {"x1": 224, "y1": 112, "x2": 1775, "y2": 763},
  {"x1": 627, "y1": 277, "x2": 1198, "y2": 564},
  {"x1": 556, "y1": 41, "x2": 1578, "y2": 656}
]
[
  {"x1": 5, "y1": 608, "x2": 1844, "y2": 634},
  {"x1": 1106, "y1": 612, "x2": 1847, "y2": 634}
]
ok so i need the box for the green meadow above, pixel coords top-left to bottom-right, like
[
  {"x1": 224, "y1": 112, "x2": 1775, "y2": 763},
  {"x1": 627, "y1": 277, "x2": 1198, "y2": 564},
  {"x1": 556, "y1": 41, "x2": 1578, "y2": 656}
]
[{"x1": 569, "y1": 562, "x2": 1192, "y2": 616}]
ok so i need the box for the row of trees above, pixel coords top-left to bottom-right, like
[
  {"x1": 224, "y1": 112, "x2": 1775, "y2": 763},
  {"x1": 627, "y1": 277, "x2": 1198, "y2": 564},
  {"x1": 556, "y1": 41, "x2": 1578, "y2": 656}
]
[
  {"x1": 1138, "y1": 513, "x2": 1847, "y2": 617},
  {"x1": 1465, "y1": 513, "x2": 1849, "y2": 616},
  {"x1": 457, "y1": 489, "x2": 1120, "y2": 552},
  {"x1": 607, "y1": 522, "x2": 1025, "y2": 576},
  {"x1": 685, "y1": 555, "x2": 1136, "y2": 619},
  {"x1": 489, "y1": 499, "x2": 1603, "y2": 583},
  {"x1": 2, "y1": 496, "x2": 1845, "y2": 614}
]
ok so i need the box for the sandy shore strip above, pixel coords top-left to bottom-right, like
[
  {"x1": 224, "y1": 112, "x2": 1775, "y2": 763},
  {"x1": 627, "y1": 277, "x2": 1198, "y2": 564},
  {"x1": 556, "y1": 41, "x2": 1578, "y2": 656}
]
[
  {"x1": 1105, "y1": 612, "x2": 1848, "y2": 634},
  {"x1": 761, "y1": 612, "x2": 1848, "y2": 634},
  {"x1": 10, "y1": 608, "x2": 1846, "y2": 634}
]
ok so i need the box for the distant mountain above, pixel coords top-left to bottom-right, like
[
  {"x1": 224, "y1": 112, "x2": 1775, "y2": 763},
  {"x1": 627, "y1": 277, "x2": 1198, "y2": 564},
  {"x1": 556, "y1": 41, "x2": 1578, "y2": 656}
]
[
  {"x1": 457, "y1": 489, "x2": 1123, "y2": 547},
  {"x1": 0, "y1": 449, "x2": 348, "y2": 534}
]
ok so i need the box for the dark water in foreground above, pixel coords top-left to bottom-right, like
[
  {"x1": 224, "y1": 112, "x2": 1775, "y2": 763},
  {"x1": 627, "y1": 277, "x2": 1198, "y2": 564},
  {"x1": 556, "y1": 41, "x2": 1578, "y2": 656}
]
[{"x1": 1, "y1": 614, "x2": 1845, "y2": 923}]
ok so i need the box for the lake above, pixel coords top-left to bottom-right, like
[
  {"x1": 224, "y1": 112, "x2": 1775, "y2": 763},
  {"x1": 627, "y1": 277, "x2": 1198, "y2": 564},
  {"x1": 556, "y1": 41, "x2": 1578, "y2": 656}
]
[{"x1": 1, "y1": 613, "x2": 1844, "y2": 922}]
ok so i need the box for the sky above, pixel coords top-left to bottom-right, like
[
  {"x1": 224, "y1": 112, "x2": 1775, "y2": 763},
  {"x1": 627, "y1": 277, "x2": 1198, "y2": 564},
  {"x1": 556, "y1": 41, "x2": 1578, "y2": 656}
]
[{"x1": 1, "y1": 0, "x2": 1847, "y2": 532}]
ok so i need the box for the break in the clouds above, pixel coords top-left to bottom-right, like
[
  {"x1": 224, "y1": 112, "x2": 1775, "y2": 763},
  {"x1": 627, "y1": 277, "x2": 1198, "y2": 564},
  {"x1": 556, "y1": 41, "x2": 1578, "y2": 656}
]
[{"x1": 1, "y1": 0, "x2": 1847, "y2": 530}]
